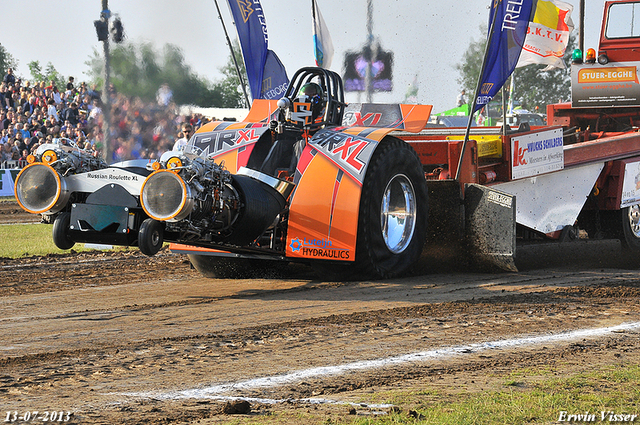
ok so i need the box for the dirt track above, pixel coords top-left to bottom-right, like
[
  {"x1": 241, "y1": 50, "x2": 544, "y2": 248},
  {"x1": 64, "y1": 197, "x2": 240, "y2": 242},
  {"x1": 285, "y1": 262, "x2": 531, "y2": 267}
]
[{"x1": 2, "y1": 200, "x2": 640, "y2": 424}]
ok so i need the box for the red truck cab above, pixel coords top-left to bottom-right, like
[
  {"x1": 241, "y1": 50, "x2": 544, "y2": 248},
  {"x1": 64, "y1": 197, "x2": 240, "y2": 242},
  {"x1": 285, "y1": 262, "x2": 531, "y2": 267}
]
[{"x1": 598, "y1": 1, "x2": 640, "y2": 63}]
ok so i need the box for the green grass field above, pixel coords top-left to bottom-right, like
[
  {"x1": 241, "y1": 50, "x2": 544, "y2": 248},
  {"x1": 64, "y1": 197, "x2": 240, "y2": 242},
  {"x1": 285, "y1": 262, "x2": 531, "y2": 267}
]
[{"x1": 0, "y1": 222, "x2": 125, "y2": 258}]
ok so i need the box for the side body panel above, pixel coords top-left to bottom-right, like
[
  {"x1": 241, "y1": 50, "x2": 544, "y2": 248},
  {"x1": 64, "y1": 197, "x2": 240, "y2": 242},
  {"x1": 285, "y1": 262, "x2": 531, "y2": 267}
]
[
  {"x1": 191, "y1": 122, "x2": 270, "y2": 173},
  {"x1": 286, "y1": 151, "x2": 360, "y2": 261}
]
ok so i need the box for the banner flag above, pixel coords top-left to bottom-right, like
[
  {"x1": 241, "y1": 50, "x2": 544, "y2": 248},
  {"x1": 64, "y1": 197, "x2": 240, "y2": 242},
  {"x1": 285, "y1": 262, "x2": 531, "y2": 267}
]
[
  {"x1": 312, "y1": 0, "x2": 334, "y2": 68},
  {"x1": 473, "y1": 0, "x2": 538, "y2": 114},
  {"x1": 227, "y1": 0, "x2": 288, "y2": 100},
  {"x1": 261, "y1": 50, "x2": 290, "y2": 100},
  {"x1": 516, "y1": 0, "x2": 574, "y2": 69}
]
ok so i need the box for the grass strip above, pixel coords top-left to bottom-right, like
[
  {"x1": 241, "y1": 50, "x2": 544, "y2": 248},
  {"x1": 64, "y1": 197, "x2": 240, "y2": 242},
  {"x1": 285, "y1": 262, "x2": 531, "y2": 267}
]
[
  {"x1": 216, "y1": 363, "x2": 640, "y2": 424},
  {"x1": 0, "y1": 222, "x2": 123, "y2": 258}
]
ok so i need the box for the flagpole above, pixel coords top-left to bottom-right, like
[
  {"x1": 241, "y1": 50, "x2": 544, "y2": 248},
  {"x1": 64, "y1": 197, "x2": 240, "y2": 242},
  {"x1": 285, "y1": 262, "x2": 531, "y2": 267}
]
[
  {"x1": 504, "y1": 72, "x2": 514, "y2": 138},
  {"x1": 213, "y1": 0, "x2": 251, "y2": 108},
  {"x1": 455, "y1": 1, "x2": 501, "y2": 181},
  {"x1": 502, "y1": 86, "x2": 508, "y2": 137}
]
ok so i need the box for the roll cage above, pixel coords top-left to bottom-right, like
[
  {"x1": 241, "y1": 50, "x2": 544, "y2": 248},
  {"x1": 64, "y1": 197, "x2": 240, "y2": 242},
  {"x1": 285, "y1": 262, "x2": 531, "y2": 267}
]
[{"x1": 283, "y1": 67, "x2": 346, "y2": 129}]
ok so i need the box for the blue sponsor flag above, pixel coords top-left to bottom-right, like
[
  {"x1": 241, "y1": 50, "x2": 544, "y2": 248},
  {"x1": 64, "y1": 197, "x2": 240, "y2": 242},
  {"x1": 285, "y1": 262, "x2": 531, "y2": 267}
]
[
  {"x1": 473, "y1": 0, "x2": 537, "y2": 114},
  {"x1": 261, "y1": 50, "x2": 289, "y2": 100},
  {"x1": 227, "y1": 0, "x2": 288, "y2": 101}
]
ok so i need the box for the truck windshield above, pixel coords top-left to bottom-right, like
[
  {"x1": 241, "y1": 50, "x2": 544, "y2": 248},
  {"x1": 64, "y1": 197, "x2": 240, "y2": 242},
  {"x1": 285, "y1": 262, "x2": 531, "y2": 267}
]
[{"x1": 606, "y1": 2, "x2": 640, "y2": 38}]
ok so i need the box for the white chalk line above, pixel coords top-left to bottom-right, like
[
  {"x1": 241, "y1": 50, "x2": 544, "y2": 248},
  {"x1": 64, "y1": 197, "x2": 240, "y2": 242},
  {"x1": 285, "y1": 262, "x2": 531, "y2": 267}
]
[{"x1": 119, "y1": 321, "x2": 640, "y2": 405}]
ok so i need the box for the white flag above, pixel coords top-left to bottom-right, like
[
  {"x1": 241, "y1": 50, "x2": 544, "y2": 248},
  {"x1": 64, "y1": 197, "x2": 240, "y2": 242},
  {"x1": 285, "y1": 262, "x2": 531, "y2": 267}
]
[
  {"x1": 312, "y1": 0, "x2": 334, "y2": 68},
  {"x1": 517, "y1": 0, "x2": 574, "y2": 70}
]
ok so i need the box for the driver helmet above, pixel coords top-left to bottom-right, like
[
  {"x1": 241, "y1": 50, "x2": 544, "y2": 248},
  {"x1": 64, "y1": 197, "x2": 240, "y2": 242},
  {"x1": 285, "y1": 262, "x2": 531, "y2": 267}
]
[{"x1": 295, "y1": 82, "x2": 325, "y2": 124}]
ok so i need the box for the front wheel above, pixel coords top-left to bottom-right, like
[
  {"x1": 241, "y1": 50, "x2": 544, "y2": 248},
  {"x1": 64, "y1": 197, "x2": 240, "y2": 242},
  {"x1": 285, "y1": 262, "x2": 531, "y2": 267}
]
[
  {"x1": 138, "y1": 218, "x2": 164, "y2": 256},
  {"x1": 354, "y1": 138, "x2": 428, "y2": 279},
  {"x1": 52, "y1": 212, "x2": 75, "y2": 250},
  {"x1": 621, "y1": 205, "x2": 640, "y2": 253}
]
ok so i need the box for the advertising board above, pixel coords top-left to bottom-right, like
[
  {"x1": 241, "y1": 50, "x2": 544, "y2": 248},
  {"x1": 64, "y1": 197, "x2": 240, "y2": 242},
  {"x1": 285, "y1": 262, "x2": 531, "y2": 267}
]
[
  {"x1": 571, "y1": 62, "x2": 640, "y2": 108},
  {"x1": 511, "y1": 128, "x2": 564, "y2": 179},
  {"x1": 0, "y1": 169, "x2": 19, "y2": 197}
]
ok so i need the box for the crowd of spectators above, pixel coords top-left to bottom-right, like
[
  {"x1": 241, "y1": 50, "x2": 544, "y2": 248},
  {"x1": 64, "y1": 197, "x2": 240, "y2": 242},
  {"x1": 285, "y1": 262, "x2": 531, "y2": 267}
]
[{"x1": 0, "y1": 67, "x2": 212, "y2": 168}]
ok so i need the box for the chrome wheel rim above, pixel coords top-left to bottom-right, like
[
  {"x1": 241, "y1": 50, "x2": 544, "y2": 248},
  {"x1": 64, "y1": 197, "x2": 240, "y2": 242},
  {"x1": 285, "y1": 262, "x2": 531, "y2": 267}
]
[
  {"x1": 380, "y1": 174, "x2": 417, "y2": 254},
  {"x1": 628, "y1": 205, "x2": 640, "y2": 238}
]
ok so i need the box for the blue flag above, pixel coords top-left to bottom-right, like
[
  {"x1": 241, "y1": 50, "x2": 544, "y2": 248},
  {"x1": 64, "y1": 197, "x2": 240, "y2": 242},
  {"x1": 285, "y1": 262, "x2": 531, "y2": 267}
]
[
  {"x1": 227, "y1": 0, "x2": 289, "y2": 101},
  {"x1": 473, "y1": 0, "x2": 537, "y2": 114},
  {"x1": 261, "y1": 50, "x2": 289, "y2": 100}
]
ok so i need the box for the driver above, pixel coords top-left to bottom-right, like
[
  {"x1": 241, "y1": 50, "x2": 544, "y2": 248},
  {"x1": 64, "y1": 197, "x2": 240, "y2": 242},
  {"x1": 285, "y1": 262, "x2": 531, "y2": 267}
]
[
  {"x1": 292, "y1": 82, "x2": 325, "y2": 127},
  {"x1": 260, "y1": 82, "x2": 326, "y2": 177}
]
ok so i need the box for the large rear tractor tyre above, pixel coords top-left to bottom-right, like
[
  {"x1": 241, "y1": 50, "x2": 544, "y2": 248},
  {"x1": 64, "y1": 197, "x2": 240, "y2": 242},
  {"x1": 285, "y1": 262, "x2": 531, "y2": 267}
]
[
  {"x1": 52, "y1": 212, "x2": 75, "y2": 250},
  {"x1": 138, "y1": 218, "x2": 164, "y2": 256},
  {"x1": 355, "y1": 139, "x2": 428, "y2": 279},
  {"x1": 188, "y1": 254, "x2": 284, "y2": 279},
  {"x1": 621, "y1": 205, "x2": 640, "y2": 253}
]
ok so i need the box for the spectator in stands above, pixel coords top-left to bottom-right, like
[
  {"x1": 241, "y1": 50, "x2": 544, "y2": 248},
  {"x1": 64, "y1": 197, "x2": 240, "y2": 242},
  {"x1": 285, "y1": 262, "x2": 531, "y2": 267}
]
[
  {"x1": 25, "y1": 95, "x2": 37, "y2": 115},
  {"x1": 27, "y1": 131, "x2": 41, "y2": 151},
  {"x1": 86, "y1": 84, "x2": 100, "y2": 100},
  {"x1": 6, "y1": 90, "x2": 17, "y2": 110},
  {"x1": 156, "y1": 83, "x2": 173, "y2": 106},
  {"x1": 47, "y1": 99, "x2": 59, "y2": 122},
  {"x1": 0, "y1": 70, "x2": 216, "y2": 169},
  {"x1": 13, "y1": 134, "x2": 27, "y2": 154},
  {"x1": 1, "y1": 140, "x2": 13, "y2": 161},
  {"x1": 62, "y1": 102, "x2": 79, "y2": 126},
  {"x1": 88, "y1": 99, "x2": 101, "y2": 123},
  {"x1": 15, "y1": 122, "x2": 29, "y2": 139},
  {"x1": 51, "y1": 86, "x2": 62, "y2": 105},
  {"x1": 172, "y1": 123, "x2": 193, "y2": 151},
  {"x1": 78, "y1": 95, "x2": 90, "y2": 114},
  {"x1": 0, "y1": 84, "x2": 6, "y2": 109},
  {"x1": 60, "y1": 119, "x2": 72, "y2": 133},
  {"x1": 3, "y1": 68, "x2": 16, "y2": 86}
]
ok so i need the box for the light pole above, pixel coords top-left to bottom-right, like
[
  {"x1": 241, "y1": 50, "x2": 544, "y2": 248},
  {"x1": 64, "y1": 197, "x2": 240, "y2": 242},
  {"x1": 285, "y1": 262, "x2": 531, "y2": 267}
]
[
  {"x1": 365, "y1": 0, "x2": 373, "y2": 103},
  {"x1": 94, "y1": 1, "x2": 112, "y2": 163},
  {"x1": 100, "y1": 1, "x2": 112, "y2": 164}
]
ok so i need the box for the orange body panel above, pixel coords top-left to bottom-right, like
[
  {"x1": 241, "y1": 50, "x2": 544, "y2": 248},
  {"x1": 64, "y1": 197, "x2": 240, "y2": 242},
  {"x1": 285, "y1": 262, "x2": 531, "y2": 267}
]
[
  {"x1": 243, "y1": 99, "x2": 279, "y2": 122},
  {"x1": 286, "y1": 153, "x2": 361, "y2": 261},
  {"x1": 400, "y1": 104, "x2": 433, "y2": 132},
  {"x1": 212, "y1": 150, "x2": 244, "y2": 173}
]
